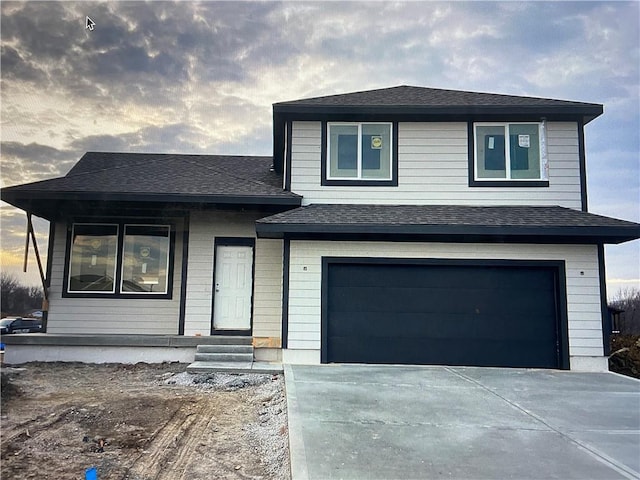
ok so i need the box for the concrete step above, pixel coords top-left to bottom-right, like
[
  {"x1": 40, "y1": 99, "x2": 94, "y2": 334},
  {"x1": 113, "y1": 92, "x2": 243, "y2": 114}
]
[
  {"x1": 196, "y1": 344, "x2": 253, "y2": 354},
  {"x1": 194, "y1": 352, "x2": 254, "y2": 363},
  {"x1": 196, "y1": 336, "x2": 252, "y2": 346},
  {"x1": 186, "y1": 361, "x2": 283, "y2": 374}
]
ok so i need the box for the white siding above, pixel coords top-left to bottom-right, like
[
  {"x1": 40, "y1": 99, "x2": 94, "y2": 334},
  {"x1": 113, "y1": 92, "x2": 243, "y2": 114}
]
[
  {"x1": 287, "y1": 241, "x2": 603, "y2": 362},
  {"x1": 253, "y1": 239, "x2": 283, "y2": 339},
  {"x1": 183, "y1": 211, "x2": 282, "y2": 338},
  {"x1": 290, "y1": 121, "x2": 582, "y2": 209},
  {"x1": 47, "y1": 212, "x2": 283, "y2": 339},
  {"x1": 47, "y1": 220, "x2": 184, "y2": 335}
]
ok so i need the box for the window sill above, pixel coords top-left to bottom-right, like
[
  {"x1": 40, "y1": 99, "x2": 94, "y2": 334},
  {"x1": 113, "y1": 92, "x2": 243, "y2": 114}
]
[
  {"x1": 322, "y1": 178, "x2": 398, "y2": 187},
  {"x1": 469, "y1": 180, "x2": 550, "y2": 188},
  {"x1": 62, "y1": 292, "x2": 173, "y2": 300}
]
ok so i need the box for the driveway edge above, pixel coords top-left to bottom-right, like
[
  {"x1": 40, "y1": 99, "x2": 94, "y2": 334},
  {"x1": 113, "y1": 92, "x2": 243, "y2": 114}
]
[{"x1": 284, "y1": 364, "x2": 309, "y2": 480}]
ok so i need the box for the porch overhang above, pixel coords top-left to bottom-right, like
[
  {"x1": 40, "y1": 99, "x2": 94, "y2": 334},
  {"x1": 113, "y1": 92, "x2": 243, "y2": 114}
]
[
  {"x1": 1, "y1": 190, "x2": 302, "y2": 220},
  {"x1": 256, "y1": 204, "x2": 640, "y2": 245}
]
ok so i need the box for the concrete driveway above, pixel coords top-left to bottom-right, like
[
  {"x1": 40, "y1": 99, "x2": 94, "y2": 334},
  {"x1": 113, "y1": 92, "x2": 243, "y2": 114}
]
[{"x1": 284, "y1": 364, "x2": 640, "y2": 480}]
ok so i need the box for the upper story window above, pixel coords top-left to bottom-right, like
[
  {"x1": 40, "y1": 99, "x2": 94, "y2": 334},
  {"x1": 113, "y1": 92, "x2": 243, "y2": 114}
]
[
  {"x1": 471, "y1": 122, "x2": 549, "y2": 187},
  {"x1": 322, "y1": 122, "x2": 398, "y2": 186},
  {"x1": 66, "y1": 222, "x2": 173, "y2": 298}
]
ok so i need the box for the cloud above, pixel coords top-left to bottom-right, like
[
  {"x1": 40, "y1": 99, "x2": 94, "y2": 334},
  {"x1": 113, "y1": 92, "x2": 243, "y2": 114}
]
[{"x1": 0, "y1": 142, "x2": 77, "y2": 186}]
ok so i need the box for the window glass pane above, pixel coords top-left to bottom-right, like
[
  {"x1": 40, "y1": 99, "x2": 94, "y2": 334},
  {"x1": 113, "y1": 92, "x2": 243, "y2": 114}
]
[
  {"x1": 361, "y1": 124, "x2": 391, "y2": 179},
  {"x1": 476, "y1": 125, "x2": 506, "y2": 178},
  {"x1": 68, "y1": 224, "x2": 118, "y2": 292},
  {"x1": 121, "y1": 225, "x2": 170, "y2": 294},
  {"x1": 509, "y1": 124, "x2": 540, "y2": 179},
  {"x1": 329, "y1": 125, "x2": 358, "y2": 178}
]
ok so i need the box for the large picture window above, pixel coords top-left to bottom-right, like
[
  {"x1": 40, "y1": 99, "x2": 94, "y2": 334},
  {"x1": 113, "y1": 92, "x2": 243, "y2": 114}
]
[
  {"x1": 121, "y1": 225, "x2": 170, "y2": 294},
  {"x1": 326, "y1": 122, "x2": 393, "y2": 182},
  {"x1": 68, "y1": 224, "x2": 118, "y2": 293},
  {"x1": 66, "y1": 222, "x2": 172, "y2": 297},
  {"x1": 473, "y1": 122, "x2": 548, "y2": 183}
]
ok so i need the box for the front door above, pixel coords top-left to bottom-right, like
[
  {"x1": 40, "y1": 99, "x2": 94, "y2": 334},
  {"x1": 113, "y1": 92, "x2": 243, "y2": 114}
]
[{"x1": 212, "y1": 244, "x2": 253, "y2": 332}]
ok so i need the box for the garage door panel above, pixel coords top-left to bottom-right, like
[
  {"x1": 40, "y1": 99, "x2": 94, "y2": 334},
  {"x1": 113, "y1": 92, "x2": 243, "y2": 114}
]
[
  {"x1": 325, "y1": 262, "x2": 563, "y2": 368},
  {"x1": 328, "y1": 312, "x2": 556, "y2": 341},
  {"x1": 328, "y1": 336, "x2": 558, "y2": 368},
  {"x1": 330, "y1": 288, "x2": 554, "y2": 318}
]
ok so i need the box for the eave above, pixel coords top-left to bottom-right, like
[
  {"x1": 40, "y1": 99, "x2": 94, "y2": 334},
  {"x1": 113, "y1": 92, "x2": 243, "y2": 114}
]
[
  {"x1": 255, "y1": 222, "x2": 640, "y2": 245},
  {"x1": 2, "y1": 190, "x2": 302, "y2": 220},
  {"x1": 273, "y1": 103, "x2": 603, "y2": 124}
]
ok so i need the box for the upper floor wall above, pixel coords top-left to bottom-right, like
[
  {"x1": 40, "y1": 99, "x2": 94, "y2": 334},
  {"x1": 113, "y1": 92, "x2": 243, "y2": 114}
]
[{"x1": 287, "y1": 120, "x2": 584, "y2": 209}]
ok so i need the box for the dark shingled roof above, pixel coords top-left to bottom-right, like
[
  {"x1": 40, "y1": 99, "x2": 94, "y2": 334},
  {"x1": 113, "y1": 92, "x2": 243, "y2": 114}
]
[
  {"x1": 1, "y1": 152, "x2": 301, "y2": 218},
  {"x1": 275, "y1": 85, "x2": 601, "y2": 109},
  {"x1": 256, "y1": 204, "x2": 640, "y2": 244},
  {"x1": 273, "y1": 85, "x2": 603, "y2": 124}
]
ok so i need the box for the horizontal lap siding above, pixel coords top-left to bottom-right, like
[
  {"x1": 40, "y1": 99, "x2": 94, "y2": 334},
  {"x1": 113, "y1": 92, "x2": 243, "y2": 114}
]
[
  {"x1": 253, "y1": 239, "x2": 283, "y2": 339},
  {"x1": 183, "y1": 211, "x2": 282, "y2": 339},
  {"x1": 47, "y1": 221, "x2": 183, "y2": 335},
  {"x1": 183, "y1": 211, "x2": 257, "y2": 336},
  {"x1": 290, "y1": 122, "x2": 582, "y2": 209},
  {"x1": 287, "y1": 241, "x2": 602, "y2": 358}
]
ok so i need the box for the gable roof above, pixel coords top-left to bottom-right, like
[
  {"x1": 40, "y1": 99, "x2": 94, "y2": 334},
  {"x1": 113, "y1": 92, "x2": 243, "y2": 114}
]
[
  {"x1": 272, "y1": 85, "x2": 603, "y2": 173},
  {"x1": 256, "y1": 204, "x2": 640, "y2": 244},
  {"x1": 1, "y1": 152, "x2": 301, "y2": 219}
]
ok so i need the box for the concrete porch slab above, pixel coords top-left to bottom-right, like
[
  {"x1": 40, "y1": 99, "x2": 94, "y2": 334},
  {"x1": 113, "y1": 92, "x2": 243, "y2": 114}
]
[{"x1": 186, "y1": 360, "x2": 283, "y2": 374}]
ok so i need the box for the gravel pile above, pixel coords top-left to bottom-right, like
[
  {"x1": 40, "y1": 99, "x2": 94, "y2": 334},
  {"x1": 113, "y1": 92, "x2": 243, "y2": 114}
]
[
  {"x1": 245, "y1": 377, "x2": 290, "y2": 479},
  {"x1": 163, "y1": 371, "x2": 272, "y2": 390}
]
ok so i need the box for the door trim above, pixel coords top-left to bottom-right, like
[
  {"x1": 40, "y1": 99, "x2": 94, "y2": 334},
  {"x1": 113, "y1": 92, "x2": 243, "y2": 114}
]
[
  {"x1": 320, "y1": 256, "x2": 569, "y2": 369},
  {"x1": 211, "y1": 237, "x2": 255, "y2": 336}
]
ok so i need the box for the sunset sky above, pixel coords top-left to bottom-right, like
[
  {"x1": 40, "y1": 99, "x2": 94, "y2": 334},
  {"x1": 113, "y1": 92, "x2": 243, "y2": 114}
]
[{"x1": 1, "y1": 1, "x2": 638, "y2": 298}]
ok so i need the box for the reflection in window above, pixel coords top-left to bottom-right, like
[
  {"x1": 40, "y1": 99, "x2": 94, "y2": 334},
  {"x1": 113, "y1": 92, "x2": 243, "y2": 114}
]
[
  {"x1": 68, "y1": 224, "x2": 118, "y2": 292},
  {"x1": 475, "y1": 123, "x2": 543, "y2": 180},
  {"x1": 121, "y1": 225, "x2": 170, "y2": 294},
  {"x1": 327, "y1": 123, "x2": 392, "y2": 180}
]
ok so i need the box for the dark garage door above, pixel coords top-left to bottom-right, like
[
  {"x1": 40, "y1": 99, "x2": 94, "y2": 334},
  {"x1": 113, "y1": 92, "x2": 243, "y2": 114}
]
[{"x1": 324, "y1": 261, "x2": 566, "y2": 369}]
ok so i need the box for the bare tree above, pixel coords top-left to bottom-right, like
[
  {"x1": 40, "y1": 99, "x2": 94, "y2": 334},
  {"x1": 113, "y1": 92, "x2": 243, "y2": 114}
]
[
  {"x1": 609, "y1": 287, "x2": 640, "y2": 335},
  {"x1": 0, "y1": 272, "x2": 43, "y2": 317}
]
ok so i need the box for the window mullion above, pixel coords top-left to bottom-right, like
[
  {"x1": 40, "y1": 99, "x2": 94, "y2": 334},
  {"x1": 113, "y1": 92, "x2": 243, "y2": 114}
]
[
  {"x1": 504, "y1": 124, "x2": 512, "y2": 179},
  {"x1": 357, "y1": 123, "x2": 363, "y2": 179},
  {"x1": 115, "y1": 223, "x2": 125, "y2": 294}
]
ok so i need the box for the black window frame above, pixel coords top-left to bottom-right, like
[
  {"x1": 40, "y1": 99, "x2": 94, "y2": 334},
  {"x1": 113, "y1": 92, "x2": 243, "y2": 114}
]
[
  {"x1": 468, "y1": 121, "x2": 550, "y2": 188},
  {"x1": 63, "y1": 221, "x2": 176, "y2": 299},
  {"x1": 321, "y1": 121, "x2": 399, "y2": 187}
]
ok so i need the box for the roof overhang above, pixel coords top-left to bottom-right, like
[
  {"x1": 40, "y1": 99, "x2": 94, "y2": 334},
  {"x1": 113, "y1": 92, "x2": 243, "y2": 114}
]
[
  {"x1": 273, "y1": 103, "x2": 603, "y2": 123},
  {"x1": 256, "y1": 205, "x2": 640, "y2": 245},
  {"x1": 1, "y1": 189, "x2": 302, "y2": 220},
  {"x1": 256, "y1": 223, "x2": 639, "y2": 244}
]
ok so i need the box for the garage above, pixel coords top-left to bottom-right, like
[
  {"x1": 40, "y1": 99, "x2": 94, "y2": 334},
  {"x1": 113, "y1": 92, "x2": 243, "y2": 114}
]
[{"x1": 322, "y1": 259, "x2": 568, "y2": 369}]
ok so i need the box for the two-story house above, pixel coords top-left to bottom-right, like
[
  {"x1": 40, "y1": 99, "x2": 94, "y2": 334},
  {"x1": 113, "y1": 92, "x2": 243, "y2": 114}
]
[{"x1": 3, "y1": 86, "x2": 639, "y2": 371}]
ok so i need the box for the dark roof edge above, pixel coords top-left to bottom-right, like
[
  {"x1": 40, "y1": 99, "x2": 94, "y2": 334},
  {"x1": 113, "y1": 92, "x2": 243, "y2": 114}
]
[
  {"x1": 255, "y1": 222, "x2": 640, "y2": 244},
  {"x1": 273, "y1": 104, "x2": 603, "y2": 123},
  {"x1": 2, "y1": 190, "x2": 302, "y2": 207}
]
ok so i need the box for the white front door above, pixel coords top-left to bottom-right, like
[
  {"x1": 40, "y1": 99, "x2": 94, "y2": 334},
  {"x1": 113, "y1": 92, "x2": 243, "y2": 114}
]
[{"x1": 213, "y1": 245, "x2": 253, "y2": 331}]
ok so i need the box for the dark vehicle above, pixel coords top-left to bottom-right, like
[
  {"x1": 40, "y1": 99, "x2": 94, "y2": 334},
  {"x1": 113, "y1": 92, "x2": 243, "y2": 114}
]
[{"x1": 0, "y1": 317, "x2": 42, "y2": 334}]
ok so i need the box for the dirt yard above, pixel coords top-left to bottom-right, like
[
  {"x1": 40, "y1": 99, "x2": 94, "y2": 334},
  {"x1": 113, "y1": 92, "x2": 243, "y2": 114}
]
[{"x1": 0, "y1": 362, "x2": 290, "y2": 479}]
